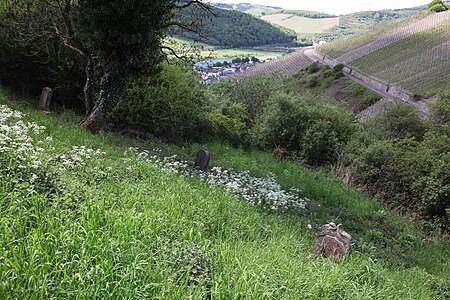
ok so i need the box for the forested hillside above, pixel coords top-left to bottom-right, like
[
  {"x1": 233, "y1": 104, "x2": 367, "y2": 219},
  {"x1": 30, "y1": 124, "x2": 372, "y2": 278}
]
[{"x1": 170, "y1": 6, "x2": 296, "y2": 47}]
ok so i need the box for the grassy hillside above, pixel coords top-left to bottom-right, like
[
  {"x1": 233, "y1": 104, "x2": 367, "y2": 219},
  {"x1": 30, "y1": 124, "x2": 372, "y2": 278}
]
[
  {"x1": 318, "y1": 10, "x2": 450, "y2": 97},
  {"x1": 285, "y1": 63, "x2": 383, "y2": 113},
  {"x1": 262, "y1": 14, "x2": 340, "y2": 34},
  {"x1": 2, "y1": 85, "x2": 450, "y2": 298},
  {"x1": 170, "y1": 6, "x2": 295, "y2": 48}
]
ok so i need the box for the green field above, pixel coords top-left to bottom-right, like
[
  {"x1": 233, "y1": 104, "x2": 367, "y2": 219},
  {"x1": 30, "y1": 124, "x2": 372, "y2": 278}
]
[
  {"x1": 166, "y1": 36, "x2": 284, "y2": 60},
  {"x1": 1, "y1": 88, "x2": 449, "y2": 299}
]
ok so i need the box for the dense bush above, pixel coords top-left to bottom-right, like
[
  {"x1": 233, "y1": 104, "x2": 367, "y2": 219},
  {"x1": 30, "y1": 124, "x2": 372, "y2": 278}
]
[
  {"x1": 306, "y1": 62, "x2": 319, "y2": 74},
  {"x1": 113, "y1": 64, "x2": 248, "y2": 144},
  {"x1": 112, "y1": 64, "x2": 207, "y2": 142},
  {"x1": 301, "y1": 120, "x2": 339, "y2": 166},
  {"x1": 428, "y1": 0, "x2": 449, "y2": 12},
  {"x1": 254, "y1": 92, "x2": 356, "y2": 165},
  {"x1": 368, "y1": 101, "x2": 427, "y2": 140},
  {"x1": 343, "y1": 97, "x2": 450, "y2": 227},
  {"x1": 306, "y1": 75, "x2": 319, "y2": 87},
  {"x1": 211, "y1": 75, "x2": 283, "y2": 123}
]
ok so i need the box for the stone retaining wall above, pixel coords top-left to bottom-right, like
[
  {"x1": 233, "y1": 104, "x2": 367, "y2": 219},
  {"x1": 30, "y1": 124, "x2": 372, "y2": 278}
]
[{"x1": 311, "y1": 50, "x2": 414, "y2": 102}]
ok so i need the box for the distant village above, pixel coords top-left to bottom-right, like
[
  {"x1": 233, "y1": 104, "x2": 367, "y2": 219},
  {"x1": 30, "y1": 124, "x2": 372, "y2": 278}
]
[
  {"x1": 194, "y1": 44, "x2": 326, "y2": 84},
  {"x1": 194, "y1": 57, "x2": 264, "y2": 84}
]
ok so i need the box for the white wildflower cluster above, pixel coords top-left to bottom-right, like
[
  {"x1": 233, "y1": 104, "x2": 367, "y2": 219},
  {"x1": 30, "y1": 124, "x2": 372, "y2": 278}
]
[
  {"x1": 129, "y1": 147, "x2": 308, "y2": 212},
  {"x1": 0, "y1": 105, "x2": 46, "y2": 180},
  {"x1": 202, "y1": 167, "x2": 307, "y2": 211},
  {"x1": 1, "y1": 104, "x2": 110, "y2": 194},
  {"x1": 57, "y1": 146, "x2": 105, "y2": 171}
]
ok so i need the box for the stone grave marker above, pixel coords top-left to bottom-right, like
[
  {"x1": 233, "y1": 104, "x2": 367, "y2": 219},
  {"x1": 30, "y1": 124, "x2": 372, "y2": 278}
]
[
  {"x1": 312, "y1": 222, "x2": 353, "y2": 260},
  {"x1": 39, "y1": 87, "x2": 53, "y2": 112},
  {"x1": 194, "y1": 149, "x2": 210, "y2": 172}
]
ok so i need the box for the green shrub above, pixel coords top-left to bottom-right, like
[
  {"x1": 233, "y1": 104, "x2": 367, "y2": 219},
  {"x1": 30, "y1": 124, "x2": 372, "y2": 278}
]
[
  {"x1": 351, "y1": 83, "x2": 367, "y2": 96},
  {"x1": 362, "y1": 94, "x2": 381, "y2": 109},
  {"x1": 306, "y1": 62, "x2": 319, "y2": 74},
  {"x1": 333, "y1": 64, "x2": 345, "y2": 71},
  {"x1": 322, "y1": 69, "x2": 335, "y2": 78},
  {"x1": 306, "y1": 75, "x2": 319, "y2": 87},
  {"x1": 301, "y1": 120, "x2": 339, "y2": 166},
  {"x1": 429, "y1": 91, "x2": 450, "y2": 125},
  {"x1": 203, "y1": 101, "x2": 250, "y2": 146},
  {"x1": 428, "y1": 0, "x2": 449, "y2": 12},
  {"x1": 113, "y1": 64, "x2": 208, "y2": 143},
  {"x1": 344, "y1": 118, "x2": 449, "y2": 226},
  {"x1": 210, "y1": 75, "x2": 283, "y2": 122},
  {"x1": 369, "y1": 101, "x2": 427, "y2": 140},
  {"x1": 254, "y1": 92, "x2": 356, "y2": 165},
  {"x1": 333, "y1": 70, "x2": 344, "y2": 79}
]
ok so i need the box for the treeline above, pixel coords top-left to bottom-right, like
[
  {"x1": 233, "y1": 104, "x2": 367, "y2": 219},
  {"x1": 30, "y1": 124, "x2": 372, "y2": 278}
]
[
  {"x1": 276, "y1": 9, "x2": 337, "y2": 18},
  {"x1": 170, "y1": 6, "x2": 295, "y2": 47}
]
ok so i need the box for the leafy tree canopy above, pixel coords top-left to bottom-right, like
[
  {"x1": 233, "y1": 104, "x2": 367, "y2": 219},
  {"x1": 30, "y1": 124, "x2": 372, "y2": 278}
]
[{"x1": 428, "y1": 0, "x2": 449, "y2": 12}]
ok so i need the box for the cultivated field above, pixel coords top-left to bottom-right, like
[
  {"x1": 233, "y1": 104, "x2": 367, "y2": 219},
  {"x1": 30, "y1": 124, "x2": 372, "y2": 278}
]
[
  {"x1": 317, "y1": 10, "x2": 450, "y2": 97},
  {"x1": 262, "y1": 14, "x2": 340, "y2": 34},
  {"x1": 336, "y1": 10, "x2": 450, "y2": 63},
  {"x1": 239, "y1": 50, "x2": 314, "y2": 77},
  {"x1": 351, "y1": 20, "x2": 450, "y2": 97},
  {"x1": 318, "y1": 11, "x2": 450, "y2": 59}
]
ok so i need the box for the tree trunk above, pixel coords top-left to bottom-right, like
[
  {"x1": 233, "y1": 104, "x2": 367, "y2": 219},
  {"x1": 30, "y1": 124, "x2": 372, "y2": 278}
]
[
  {"x1": 80, "y1": 62, "x2": 126, "y2": 133},
  {"x1": 84, "y1": 54, "x2": 94, "y2": 116}
]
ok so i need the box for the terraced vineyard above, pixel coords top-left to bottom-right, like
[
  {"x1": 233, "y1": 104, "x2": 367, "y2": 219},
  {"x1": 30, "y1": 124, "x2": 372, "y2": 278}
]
[
  {"x1": 351, "y1": 20, "x2": 450, "y2": 97},
  {"x1": 318, "y1": 11, "x2": 450, "y2": 60},
  {"x1": 317, "y1": 10, "x2": 450, "y2": 97},
  {"x1": 240, "y1": 50, "x2": 313, "y2": 78},
  {"x1": 317, "y1": 17, "x2": 419, "y2": 58}
]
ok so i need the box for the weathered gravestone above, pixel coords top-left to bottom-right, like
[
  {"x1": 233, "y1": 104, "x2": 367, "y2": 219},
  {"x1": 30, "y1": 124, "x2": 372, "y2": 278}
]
[
  {"x1": 39, "y1": 87, "x2": 53, "y2": 112},
  {"x1": 194, "y1": 149, "x2": 210, "y2": 172},
  {"x1": 312, "y1": 222, "x2": 353, "y2": 260}
]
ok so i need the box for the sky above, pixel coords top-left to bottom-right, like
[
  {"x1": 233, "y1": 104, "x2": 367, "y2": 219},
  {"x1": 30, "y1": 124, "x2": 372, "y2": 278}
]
[{"x1": 213, "y1": 0, "x2": 432, "y2": 15}]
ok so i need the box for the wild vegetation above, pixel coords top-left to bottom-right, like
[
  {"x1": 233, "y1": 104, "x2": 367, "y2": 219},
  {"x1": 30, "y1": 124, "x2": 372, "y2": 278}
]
[
  {"x1": 1, "y1": 88, "x2": 449, "y2": 299},
  {"x1": 285, "y1": 64, "x2": 382, "y2": 113},
  {"x1": 0, "y1": 0, "x2": 449, "y2": 298}
]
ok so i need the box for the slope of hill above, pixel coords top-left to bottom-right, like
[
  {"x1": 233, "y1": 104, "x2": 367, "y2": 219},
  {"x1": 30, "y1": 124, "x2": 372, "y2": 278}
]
[
  {"x1": 238, "y1": 50, "x2": 314, "y2": 78},
  {"x1": 262, "y1": 14, "x2": 340, "y2": 34},
  {"x1": 1, "y1": 88, "x2": 450, "y2": 299},
  {"x1": 318, "y1": 10, "x2": 450, "y2": 97},
  {"x1": 213, "y1": 3, "x2": 422, "y2": 43},
  {"x1": 170, "y1": 6, "x2": 295, "y2": 48}
]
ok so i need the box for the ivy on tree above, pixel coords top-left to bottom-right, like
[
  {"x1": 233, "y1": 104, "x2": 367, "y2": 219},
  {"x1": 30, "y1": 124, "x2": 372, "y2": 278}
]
[{"x1": 75, "y1": 0, "x2": 213, "y2": 133}]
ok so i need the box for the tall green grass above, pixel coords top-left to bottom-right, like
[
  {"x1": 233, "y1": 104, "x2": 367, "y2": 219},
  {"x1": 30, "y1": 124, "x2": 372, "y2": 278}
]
[{"x1": 0, "y1": 89, "x2": 449, "y2": 299}]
